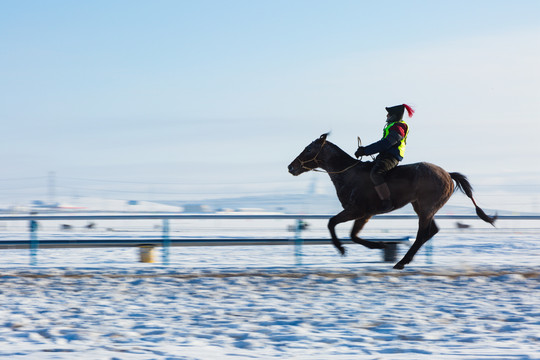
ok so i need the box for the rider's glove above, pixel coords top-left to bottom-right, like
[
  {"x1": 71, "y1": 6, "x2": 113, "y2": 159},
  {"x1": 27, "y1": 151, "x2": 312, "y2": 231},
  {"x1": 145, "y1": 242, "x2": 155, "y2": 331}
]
[{"x1": 354, "y1": 147, "x2": 365, "y2": 158}]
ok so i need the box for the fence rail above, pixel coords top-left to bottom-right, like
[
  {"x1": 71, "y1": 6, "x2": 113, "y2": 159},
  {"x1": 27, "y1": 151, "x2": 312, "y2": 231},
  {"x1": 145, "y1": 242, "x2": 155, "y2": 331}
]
[
  {"x1": 1, "y1": 214, "x2": 539, "y2": 221},
  {"x1": 0, "y1": 213, "x2": 537, "y2": 266},
  {"x1": 0, "y1": 237, "x2": 412, "y2": 249}
]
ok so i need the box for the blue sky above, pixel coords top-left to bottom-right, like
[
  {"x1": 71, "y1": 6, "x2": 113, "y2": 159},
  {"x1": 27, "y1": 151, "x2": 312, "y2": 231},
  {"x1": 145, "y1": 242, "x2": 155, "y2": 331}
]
[{"x1": 1, "y1": 1, "x2": 539, "y2": 204}]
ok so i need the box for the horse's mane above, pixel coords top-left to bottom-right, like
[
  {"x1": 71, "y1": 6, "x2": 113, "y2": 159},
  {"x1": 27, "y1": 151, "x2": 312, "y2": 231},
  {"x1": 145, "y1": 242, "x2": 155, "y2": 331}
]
[{"x1": 323, "y1": 139, "x2": 354, "y2": 158}]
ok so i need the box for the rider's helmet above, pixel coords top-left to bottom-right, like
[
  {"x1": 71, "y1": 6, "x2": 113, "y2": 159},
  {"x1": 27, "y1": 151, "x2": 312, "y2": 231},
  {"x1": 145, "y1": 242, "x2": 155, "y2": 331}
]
[{"x1": 385, "y1": 104, "x2": 414, "y2": 122}]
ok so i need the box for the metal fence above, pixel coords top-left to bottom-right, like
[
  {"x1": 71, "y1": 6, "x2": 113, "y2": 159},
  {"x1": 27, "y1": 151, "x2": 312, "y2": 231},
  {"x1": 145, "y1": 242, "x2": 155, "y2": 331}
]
[{"x1": 0, "y1": 213, "x2": 538, "y2": 266}]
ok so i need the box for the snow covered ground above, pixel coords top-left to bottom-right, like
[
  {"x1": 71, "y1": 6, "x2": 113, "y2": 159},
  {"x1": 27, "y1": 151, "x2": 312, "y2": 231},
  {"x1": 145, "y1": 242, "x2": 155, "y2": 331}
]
[{"x1": 0, "y1": 219, "x2": 539, "y2": 359}]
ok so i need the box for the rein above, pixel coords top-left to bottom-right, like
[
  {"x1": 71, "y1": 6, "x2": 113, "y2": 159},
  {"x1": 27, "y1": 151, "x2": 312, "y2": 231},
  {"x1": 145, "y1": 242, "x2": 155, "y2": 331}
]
[
  {"x1": 298, "y1": 139, "x2": 360, "y2": 175},
  {"x1": 313, "y1": 162, "x2": 360, "y2": 174}
]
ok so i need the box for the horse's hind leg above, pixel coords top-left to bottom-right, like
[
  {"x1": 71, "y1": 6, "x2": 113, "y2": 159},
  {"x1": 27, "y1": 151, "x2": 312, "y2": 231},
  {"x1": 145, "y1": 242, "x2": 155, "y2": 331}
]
[
  {"x1": 394, "y1": 215, "x2": 438, "y2": 270},
  {"x1": 328, "y1": 210, "x2": 357, "y2": 256},
  {"x1": 350, "y1": 217, "x2": 384, "y2": 249},
  {"x1": 426, "y1": 219, "x2": 439, "y2": 239}
]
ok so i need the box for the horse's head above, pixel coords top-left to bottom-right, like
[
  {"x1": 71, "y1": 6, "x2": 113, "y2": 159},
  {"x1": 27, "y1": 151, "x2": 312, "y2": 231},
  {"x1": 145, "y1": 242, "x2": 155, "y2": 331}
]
[{"x1": 288, "y1": 133, "x2": 329, "y2": 176}]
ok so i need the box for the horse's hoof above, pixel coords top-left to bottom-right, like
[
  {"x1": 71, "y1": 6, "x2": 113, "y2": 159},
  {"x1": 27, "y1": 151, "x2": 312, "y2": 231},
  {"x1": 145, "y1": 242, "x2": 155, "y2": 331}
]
[
  {"x1": 339, "y1": 247, "x2": 346, "y2": 256},
  {"x1": 393, "y1": 262, "x2": 405, "y2": 270}
]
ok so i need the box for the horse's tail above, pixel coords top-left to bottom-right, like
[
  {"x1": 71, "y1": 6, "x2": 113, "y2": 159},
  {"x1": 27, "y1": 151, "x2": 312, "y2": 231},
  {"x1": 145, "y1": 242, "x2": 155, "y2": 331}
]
[{"x1": 450, "y1": 172, "x2": 497, "y2": 226}]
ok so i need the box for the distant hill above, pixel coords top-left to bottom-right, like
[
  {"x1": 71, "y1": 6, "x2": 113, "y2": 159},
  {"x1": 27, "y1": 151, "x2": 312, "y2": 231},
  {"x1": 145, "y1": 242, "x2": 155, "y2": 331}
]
[
  {"x1": 161, "y1": 193, "x2": 336, "y2": 214},
  {"x1": 161, "y1": 193, "x2": 506, "y2": 215}
]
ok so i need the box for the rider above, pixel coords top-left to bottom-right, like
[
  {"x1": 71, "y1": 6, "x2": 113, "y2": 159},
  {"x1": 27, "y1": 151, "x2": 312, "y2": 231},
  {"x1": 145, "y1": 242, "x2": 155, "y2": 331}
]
[{"x1": 354, "y1": 104, "x2": 414, "y2": 212}]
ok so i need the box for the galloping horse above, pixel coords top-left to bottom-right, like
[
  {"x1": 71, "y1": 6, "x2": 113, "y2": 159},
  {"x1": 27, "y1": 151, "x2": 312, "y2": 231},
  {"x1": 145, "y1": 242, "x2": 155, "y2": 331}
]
[{"x1": 288, "y1": 133, "x2": 496, "y2": 269}]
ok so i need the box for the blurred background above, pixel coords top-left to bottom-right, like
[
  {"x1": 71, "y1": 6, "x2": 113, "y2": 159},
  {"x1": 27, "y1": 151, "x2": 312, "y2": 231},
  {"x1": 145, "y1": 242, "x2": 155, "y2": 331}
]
[{"x1": 1, "y1": 0, "x2": 539, "y2": 215}]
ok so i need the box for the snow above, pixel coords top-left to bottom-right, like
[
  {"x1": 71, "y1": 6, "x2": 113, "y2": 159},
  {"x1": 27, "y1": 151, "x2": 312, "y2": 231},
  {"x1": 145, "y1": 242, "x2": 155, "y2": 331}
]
[{"x1": 0, "y1": 217, "x2": 539, "y2": 359}]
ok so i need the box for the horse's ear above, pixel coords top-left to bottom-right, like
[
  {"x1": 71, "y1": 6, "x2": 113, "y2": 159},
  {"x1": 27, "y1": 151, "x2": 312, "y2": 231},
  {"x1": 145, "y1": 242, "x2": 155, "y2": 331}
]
[{"x1": 320, "y1": 132, "x2": 330, "y2": 140}]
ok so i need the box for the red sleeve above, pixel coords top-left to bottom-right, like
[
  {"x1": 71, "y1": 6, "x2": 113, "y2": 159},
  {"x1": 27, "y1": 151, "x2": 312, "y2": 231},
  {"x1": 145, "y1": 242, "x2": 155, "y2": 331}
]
[{"x1": 390, "y1": 123, "x2": 408, "y2": 137}]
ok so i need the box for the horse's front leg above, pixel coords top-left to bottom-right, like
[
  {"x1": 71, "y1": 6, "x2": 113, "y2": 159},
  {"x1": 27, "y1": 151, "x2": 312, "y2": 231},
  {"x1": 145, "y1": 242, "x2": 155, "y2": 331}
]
[{"x1": 328, "y1": 210, "x2": 357, "y2": 256}]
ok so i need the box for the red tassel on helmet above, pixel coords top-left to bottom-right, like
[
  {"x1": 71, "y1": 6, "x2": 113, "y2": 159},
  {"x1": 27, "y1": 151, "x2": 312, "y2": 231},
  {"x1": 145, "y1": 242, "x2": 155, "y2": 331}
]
[{"x1": 403, "y1": 104, "x2": 415, "y2": 118}]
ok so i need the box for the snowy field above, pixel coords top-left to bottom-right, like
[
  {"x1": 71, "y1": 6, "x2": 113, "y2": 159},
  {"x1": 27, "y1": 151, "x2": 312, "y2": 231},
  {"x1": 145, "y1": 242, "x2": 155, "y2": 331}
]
[{"x1": 0, "y1": 218, "x2": 539, "y2": 359}]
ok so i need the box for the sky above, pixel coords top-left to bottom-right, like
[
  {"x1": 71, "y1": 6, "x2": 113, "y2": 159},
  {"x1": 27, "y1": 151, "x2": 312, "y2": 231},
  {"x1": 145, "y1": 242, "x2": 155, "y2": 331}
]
[{"x1": 1, "y1": 0, "x2": 539, "y2": 207}]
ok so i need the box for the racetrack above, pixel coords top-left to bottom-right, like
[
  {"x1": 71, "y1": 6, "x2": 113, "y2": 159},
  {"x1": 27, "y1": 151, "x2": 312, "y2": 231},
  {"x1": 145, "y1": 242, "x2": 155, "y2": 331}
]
[{"x1": 0, "y1": 231, "x2": 539, "y2": 359}]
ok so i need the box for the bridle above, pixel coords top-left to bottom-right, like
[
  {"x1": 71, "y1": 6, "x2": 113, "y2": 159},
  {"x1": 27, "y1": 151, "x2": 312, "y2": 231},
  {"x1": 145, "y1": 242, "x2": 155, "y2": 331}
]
[
  {"x1": 297, "y1": 138, "x2": 326, "y2": 172},
  {"x1": 296, "y1": 138, "x2": 360, "y2": 174}
]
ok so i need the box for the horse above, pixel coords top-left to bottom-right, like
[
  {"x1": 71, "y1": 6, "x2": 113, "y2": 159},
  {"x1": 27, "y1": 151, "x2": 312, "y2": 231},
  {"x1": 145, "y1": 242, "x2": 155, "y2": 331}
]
[{"x1": 287, "y1": 133, "x2": 496, "y2": 269}]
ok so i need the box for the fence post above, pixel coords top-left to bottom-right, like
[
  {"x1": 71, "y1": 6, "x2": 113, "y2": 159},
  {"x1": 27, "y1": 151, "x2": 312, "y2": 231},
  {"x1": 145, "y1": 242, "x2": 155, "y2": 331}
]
[
  {"x1": 425, "y1": 239, "x2": 433, "y2": 264},
  {"x1": 294, "y1": 219, "x2": 303, "y2": 265},
  {"x1": 29, "y1": 219, "x2": 38, "y2": 266},
  {"x1": 162, "y1": 218, "x2": 170, "y2": 265}
]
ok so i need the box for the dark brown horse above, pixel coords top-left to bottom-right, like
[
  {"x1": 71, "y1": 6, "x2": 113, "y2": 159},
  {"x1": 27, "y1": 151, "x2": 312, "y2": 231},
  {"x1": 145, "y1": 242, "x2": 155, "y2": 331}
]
[{"x1": 288, "y1": 133, "x2": 496, "y2": 269}]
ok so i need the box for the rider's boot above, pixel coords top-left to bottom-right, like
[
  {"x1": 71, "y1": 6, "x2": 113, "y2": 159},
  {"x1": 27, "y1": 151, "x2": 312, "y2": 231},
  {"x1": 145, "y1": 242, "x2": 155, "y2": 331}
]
[{"x1": 374, "y1": 182, "x2": 394, "y2": 213}]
